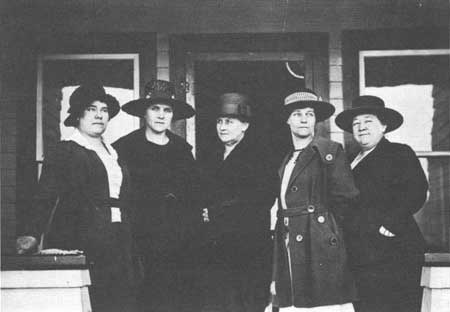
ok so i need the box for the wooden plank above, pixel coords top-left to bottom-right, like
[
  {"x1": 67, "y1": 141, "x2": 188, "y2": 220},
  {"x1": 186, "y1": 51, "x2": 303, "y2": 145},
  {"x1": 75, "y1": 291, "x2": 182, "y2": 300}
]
[{"x1": 1, "y1": 255, "x2": 87, "y2": 270}]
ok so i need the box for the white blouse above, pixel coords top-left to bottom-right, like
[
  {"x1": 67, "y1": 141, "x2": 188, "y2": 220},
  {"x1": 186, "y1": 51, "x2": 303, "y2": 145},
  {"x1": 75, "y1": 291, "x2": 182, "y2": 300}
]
[
  {"x1": 280, "y1": 150, "x2": 302, "y2": 210},
  {"x1": 65, "y1": 130, "x2": 123, "y2": 222}
]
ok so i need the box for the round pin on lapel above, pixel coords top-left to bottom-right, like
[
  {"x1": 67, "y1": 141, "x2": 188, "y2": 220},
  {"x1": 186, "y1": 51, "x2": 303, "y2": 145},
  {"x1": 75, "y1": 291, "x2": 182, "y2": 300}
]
[{"x1": 325, "y1": 154, "x2": 333, "y2": 161}]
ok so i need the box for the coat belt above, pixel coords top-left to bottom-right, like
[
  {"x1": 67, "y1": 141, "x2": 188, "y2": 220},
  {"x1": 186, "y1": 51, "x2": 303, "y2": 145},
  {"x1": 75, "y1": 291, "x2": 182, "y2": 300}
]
[{"x1": 279, "y1": 204, "x2": 325, "y2": 218}]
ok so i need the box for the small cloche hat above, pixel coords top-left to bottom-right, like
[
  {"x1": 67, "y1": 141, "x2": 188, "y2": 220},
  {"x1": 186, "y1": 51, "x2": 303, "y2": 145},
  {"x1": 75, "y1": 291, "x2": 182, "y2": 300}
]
[
  {"x1": 64, "y1": 84, "x2": 120, "y2": 127},
  {"x1": 216, "y1": 93, "x2": 252, "y2": 121}
]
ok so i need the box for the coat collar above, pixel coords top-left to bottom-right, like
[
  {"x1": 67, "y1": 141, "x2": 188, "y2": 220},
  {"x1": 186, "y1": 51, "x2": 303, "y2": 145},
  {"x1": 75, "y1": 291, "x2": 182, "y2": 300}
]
[
  {"x1": 278, "y1": 136, "x2": 324, "y2": 187},
  {"x1": 217, "y1": 133, "x2": 252, "y2": 163},
  {"x1": 352, "y1": 137, "x2": 390, "y2": 170},
  {"x1": 65, "y1": 129, "x2": 119, "y2": 160}
]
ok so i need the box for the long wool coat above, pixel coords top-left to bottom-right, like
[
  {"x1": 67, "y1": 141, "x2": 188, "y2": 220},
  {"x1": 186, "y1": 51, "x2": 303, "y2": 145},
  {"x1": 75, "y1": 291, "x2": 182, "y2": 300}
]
[
  {"x1": 113, "y1": 128, "x2": 201, "y2": 263},
  {"x1": 24, "y1": 140, "x2": 136, "y2": 312},
  {"x1": 272, "y1": 136, "x2": 359, "y2": 308},
  {"x1": 346, "y1": 137, "x2": 428, "y2": 267},
  {"x1": 200, "y1": 134, "x2": 278, "y2": 269}
]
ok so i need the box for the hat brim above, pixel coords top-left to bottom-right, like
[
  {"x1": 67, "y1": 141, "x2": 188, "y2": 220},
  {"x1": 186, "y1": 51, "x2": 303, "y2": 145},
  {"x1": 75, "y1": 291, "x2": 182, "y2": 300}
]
[
  {"x1": 335, "y1": 107, "x2": 403, "y2": 133},
  {"x1": 121, "y1": 98, "x2": 195, "y2": 121},
  {"x1": 63, "y1": 94, "x2": 120, "y2": 127},
  {"x1": 284, "y1": 100, "x2": 335, "y2": 122}
]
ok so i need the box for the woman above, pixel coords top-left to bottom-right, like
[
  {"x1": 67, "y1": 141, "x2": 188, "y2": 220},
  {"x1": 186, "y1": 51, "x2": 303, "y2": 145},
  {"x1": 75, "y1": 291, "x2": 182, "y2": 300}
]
[
  {"x1": 16, "y1": 84, "x2": 136, "y2": 312},
  {"x1": 271, "y1": 88, "x2": 359, "y2": 312},
  {"x1": 335, "y1": 95, "x2": 428, "y2": 312},
  {"x1": 113, "y1": 79, "x2": 200, "y2": 312},
  {"x1": 200, "y1": 92, "x2": 278, "y2": 312}
]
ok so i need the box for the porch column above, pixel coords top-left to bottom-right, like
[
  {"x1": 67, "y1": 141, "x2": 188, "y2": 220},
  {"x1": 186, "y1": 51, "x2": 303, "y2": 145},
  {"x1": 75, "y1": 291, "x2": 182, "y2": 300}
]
[{"x1": 421, "y1": 253, "x2": 450, "y2": 312}]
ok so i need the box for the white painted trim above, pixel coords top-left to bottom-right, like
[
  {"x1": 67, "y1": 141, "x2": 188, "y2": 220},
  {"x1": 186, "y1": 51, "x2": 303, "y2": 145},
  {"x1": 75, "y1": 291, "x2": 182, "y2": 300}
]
[
  {"x1": 185, "y1": 54, "x2": 196, "y2": 157},
  {"x1": 417, "y1": 151, "x2": 450, "y2": 157},
  {"x1": 1, "y1": 270, "x2": 91, "y2": 288},
  {"x1": 40, "y1": 54, "x2": 140, "y2": 60},
  {"x1": 36, "y1": 55, "x2": 44, "y2": 161},
  {"x1": 359, "y1": 49, "x2": 450, "y2": 93},
  {"x1": 360, "y1": 49, "x2": 450, "y2": 58}
]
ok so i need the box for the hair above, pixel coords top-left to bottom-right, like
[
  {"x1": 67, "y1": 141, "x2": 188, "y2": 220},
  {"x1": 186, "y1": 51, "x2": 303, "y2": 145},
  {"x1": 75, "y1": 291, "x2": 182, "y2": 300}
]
[{"x1": 217, "y1": 114, "x2": 250, "y2": 123}]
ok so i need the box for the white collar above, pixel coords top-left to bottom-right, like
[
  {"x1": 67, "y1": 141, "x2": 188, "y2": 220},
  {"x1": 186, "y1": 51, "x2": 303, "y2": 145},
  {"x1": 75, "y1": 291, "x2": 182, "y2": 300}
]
[
  {"x1": 65, "y1": 129, "x2": 118, "y2": 159},
  {"x1": 351, "y1": 145, "x2": 376, "y2": 170},
  {"x1": 359, "y1": 145, "x2": 376, "y2": 157}
]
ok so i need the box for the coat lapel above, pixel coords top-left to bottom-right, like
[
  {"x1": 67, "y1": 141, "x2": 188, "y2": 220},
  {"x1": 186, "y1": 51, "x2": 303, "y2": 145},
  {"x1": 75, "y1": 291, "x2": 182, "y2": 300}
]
[
  {"x1": 352, "y1": 137, "x2": 389, "y2": 171},
  {"x1": 287, "y1": 145, "x2": 316, "y2": 188}
]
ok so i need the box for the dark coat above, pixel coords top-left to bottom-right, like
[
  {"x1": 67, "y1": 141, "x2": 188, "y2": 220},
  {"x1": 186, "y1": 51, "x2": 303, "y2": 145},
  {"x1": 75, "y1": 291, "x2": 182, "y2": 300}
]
[
  {"x1": 26, "y1": 140, "x2": 133, "y2": 259},
  {"x1": 346, "y1": 138, "x2": 428, "y2": 266},
  {"x1": 272, "y1": 136, "x2": 359, "y2": 308},
  {"x1": 113, "y1": 128, "x2": 201, "y2": 263},
  {"x1": 24, "y1": 140, "x2": 136, "y2": 312},
  {"x1": 200, "y1": 134, "x2": 278, "y2": 269}
]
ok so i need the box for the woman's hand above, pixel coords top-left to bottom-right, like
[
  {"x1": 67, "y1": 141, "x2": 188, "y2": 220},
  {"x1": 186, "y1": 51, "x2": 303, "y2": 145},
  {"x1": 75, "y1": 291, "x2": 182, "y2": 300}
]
[
  {"x1": 202, "y1": 208, "x2": 210, "y2": 222},
  {"x1": 379, "y1": 225, "x2": 395, "y2": 237},
  {"x1": 16, "y1": 236, "x2": 39, "y2": 255},
  {"x1": 270, "y1": 281, "x2": 276, "y2": 295}
]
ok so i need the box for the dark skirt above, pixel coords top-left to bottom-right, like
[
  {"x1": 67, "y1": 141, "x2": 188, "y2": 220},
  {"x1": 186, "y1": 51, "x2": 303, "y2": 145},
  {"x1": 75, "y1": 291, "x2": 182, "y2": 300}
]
[{"x1": 88, "y1": 222, "x2": 137, "y2": 312}]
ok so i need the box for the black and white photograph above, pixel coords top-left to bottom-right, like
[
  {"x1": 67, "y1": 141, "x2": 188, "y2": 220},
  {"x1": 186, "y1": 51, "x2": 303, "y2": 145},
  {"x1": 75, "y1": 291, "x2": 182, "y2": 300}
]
[{"x1": 1, "y1": 1, "x2": 449, "y2": 312}]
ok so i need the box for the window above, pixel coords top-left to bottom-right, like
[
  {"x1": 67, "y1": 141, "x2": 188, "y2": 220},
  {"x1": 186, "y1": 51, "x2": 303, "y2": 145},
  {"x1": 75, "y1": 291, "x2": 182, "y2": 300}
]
[
  {"x1": 360, "y1": 49, "x2": 450, "y2": 251},
  {"x1": 36, "y1": 54, "x2": 140, "y2": 164}
]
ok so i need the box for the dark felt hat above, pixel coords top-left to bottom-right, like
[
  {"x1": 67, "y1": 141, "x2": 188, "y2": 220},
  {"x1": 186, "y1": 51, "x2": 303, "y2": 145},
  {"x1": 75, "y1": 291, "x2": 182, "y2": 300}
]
[
  {"x1": 283, "y1": 88, "x2": 335, "y2": 122},
  {"x1": 121, "y1": 80, "x2": 195, "y2": 120},
  {"x1": 64, "y1": 84, "x2": 120, "y2": 127},
  {"x1": 216, "y1": 93, "x2": 252, "y2": 121},
  {"x1": 335, "y1": 95, "x2": 403, "y2": 133}
]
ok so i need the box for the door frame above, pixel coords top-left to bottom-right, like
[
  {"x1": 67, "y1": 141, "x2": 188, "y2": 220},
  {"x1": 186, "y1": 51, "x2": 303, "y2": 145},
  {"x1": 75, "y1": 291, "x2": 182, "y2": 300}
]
[{"x1": 185, "y1": 51, "x2": 312, "y2": 155}]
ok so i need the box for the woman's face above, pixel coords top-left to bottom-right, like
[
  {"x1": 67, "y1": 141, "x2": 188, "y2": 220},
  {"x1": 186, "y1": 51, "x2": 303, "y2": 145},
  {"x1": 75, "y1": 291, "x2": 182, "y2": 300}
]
[
  {"x1": 352, "y1": 114, "x2": 386, "y2": 151},
  {"x1": 78, "y1": 101, "x2": 110, "y2": 138},
  {"x1": 144, "y1": 103, "x2": 174, "y2": 134},
  {"x1": 216, "y1": 117, "x2": 249, "y2": 145},
  {"x1": 287, "y1": 107, "x2": 316, "y2": 140}
]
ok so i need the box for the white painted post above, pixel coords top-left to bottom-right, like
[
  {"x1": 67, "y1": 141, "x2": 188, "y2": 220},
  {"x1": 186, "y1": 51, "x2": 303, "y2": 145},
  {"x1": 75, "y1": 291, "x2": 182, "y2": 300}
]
[{"x1": 421, "y1": 253, "x2": 450, "y2": 312}]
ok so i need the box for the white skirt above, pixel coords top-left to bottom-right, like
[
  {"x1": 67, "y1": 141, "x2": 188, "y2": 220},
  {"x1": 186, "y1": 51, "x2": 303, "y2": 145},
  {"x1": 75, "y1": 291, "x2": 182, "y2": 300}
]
[{"x1": 277, "y1": 303, "x2": 354, "y2": 312}]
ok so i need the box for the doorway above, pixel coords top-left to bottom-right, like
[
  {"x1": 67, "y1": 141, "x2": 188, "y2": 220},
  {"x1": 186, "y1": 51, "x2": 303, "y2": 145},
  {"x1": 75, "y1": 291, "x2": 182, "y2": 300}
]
[{"x1": 186, "y1": 52, "x2": 328, "y2": 165}]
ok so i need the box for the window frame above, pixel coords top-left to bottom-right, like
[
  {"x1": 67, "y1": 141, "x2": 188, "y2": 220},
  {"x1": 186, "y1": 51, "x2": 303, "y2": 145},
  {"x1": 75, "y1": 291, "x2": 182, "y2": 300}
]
[
  {"x1": 359, "y1": 49, "x2": 450, "y2": 157},
  {"x1": 35, "y1": 53, "x2": 140, "y2": 162}
]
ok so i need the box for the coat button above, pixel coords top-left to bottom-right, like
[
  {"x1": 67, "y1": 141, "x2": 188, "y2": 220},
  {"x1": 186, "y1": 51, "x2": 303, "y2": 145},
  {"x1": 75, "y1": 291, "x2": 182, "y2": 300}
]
[
  {"x1": 291, "y1": 186, "x2": 298, "y2": 192},
  {"x1": 296, "y1": 234, "x2": 303, "y2": 242},
  {"x1": 325, "y1": 154, "x2": 333, "y2": 161},
  {"x1": 284, "y1": 217, "x2": 289, "y2": 226},
  {"x1": 307, "y1": 205, "x2": 315, "y2": 213},
  {"x1": 330, "y1": 236, "x2": 338, "y2": 246},
  {"x1": 317, "y1": 216, "x2": 325, "y2": 223}
]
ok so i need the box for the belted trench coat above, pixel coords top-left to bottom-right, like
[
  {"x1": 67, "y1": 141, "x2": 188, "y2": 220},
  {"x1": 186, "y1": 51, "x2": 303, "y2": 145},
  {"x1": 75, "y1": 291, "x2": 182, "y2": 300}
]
[{"x1": 272, "y1": 136, "x2": 359, "y2": 308}]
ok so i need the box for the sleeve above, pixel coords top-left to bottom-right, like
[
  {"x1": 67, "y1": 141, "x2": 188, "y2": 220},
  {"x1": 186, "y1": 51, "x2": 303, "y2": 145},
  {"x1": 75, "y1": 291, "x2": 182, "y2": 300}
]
[
  {"x1": 22, "y1": 143, "x2": 90, "y2": 239},
  {"x1": 328, "y1": 144, "x2": 360, "y2": 226},
  {"x1": 379, "y1": 145, "x2": 428, "y2": 233},
  {"x1": 22, "y1": 144, "x2": 65, "y2": 238}
]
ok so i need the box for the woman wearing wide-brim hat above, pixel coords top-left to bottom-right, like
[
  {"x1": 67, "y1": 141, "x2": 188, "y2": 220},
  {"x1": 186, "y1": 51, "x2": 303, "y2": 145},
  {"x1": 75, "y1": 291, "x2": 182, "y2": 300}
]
[
  {"x1": 113, "y1": 80, "x2": 201, "y2": 312},
  {"x1": 335, "y1": 95, "x2": 428, "y2": 312},
  {"x1": 16, "y1": 84, "x2": 137, "y2": 312},
  {"x1": 270, "y1": 88, "x2": 359, "y2": 312}
]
